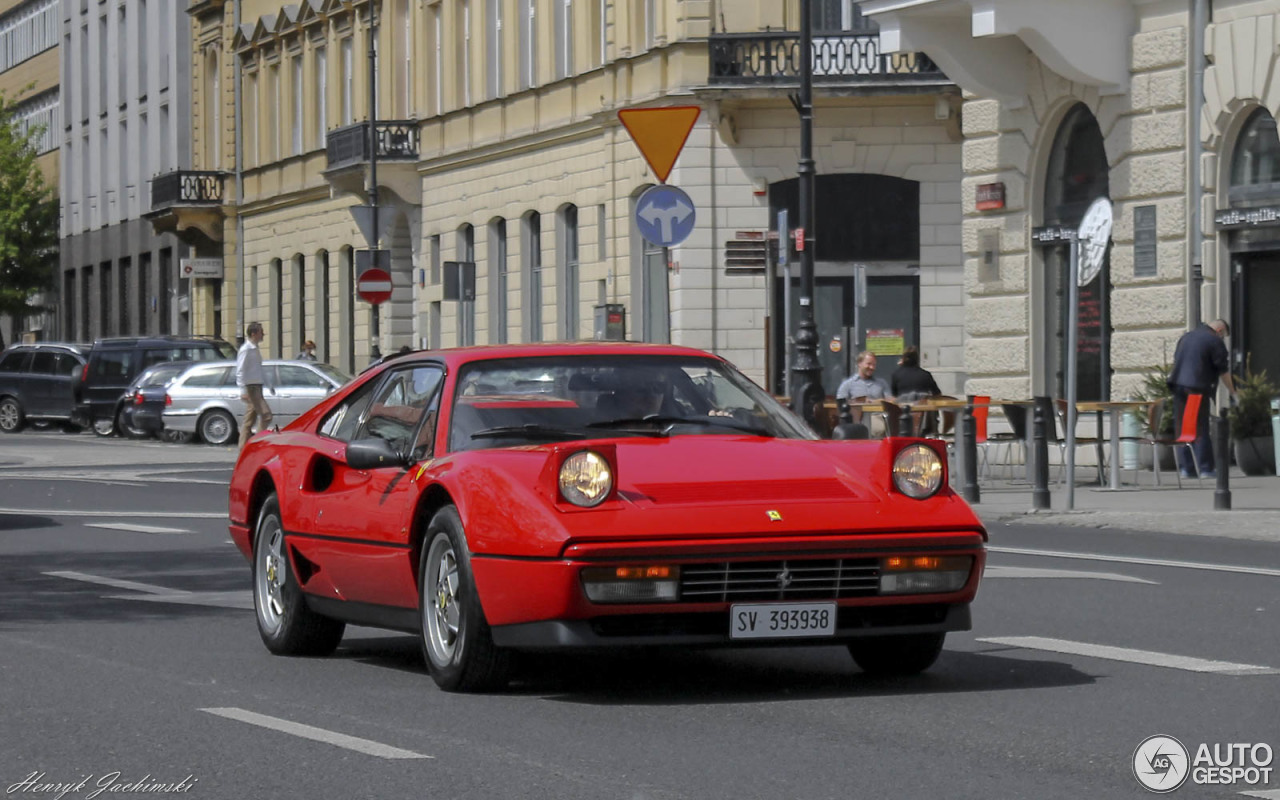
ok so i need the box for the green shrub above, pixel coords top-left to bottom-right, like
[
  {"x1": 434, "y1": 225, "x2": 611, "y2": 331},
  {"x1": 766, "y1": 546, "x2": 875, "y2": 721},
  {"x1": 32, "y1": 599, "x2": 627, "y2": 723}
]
[{"x1": 1228, "y1": 363, "x2": 1277, "y2": 440}]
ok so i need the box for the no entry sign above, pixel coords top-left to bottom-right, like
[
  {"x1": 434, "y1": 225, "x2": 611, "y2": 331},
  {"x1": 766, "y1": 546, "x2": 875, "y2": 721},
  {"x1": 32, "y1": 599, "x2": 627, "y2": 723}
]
[{"x1": 357, "y1": 268, "x2": 392, "y2": 305}]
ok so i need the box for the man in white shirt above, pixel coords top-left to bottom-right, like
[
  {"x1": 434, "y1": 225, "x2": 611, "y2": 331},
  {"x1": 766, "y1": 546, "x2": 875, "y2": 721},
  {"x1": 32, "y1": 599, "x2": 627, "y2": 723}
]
[{"x1": 236, "y1": 322, "x2": 275, "y2": 449}]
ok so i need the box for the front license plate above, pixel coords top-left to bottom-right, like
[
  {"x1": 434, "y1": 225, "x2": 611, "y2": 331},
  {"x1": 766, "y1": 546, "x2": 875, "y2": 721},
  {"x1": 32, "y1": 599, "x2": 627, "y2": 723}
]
[{"x1": 729, "y1": 602, "x2": 837, "y2": 640}]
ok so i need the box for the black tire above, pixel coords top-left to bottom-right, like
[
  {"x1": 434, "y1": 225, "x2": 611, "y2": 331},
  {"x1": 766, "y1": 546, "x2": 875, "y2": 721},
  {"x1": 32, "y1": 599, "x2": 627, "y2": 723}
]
[
  {"x1": 92, "y1": 416, "x2": 116, "y2": 437},
  {"x1": 160, "y1": 429, "x2": 193, "y2": 444},
  {"x1": 118, "y1": 407, "x2": 149, "y2": 439},
  {"x1": 199, "y1": 409, "x2": 237, "y2": 446},
  {"x1": 252, "y1": 494, "x2": 345, "y2": 656},
  {"x1": 419, "y1": 506, "x2": 510, "y2": 692},
  {"x1": 848, "y1": 633, "x2": 945, "y2": 676},
  {"x1": 0, "y1": 397, "x2": 25, "y2": 433}
]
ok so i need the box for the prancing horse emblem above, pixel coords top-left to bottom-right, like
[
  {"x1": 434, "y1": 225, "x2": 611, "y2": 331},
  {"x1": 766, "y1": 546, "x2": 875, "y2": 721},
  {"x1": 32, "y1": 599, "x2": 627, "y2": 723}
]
[
  {"x1": 776, "y1": 567, "x2": 793, "y2": 590},
  {"x1": 767, "y1": 510, "x2": 783, "y2": 522}
]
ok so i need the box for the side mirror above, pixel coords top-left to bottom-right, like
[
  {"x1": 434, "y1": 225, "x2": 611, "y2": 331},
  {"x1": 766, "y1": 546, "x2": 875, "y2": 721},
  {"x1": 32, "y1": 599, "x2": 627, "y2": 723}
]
[{"x1": 346, "y1": 437, "x2": 406, "y2": 470}]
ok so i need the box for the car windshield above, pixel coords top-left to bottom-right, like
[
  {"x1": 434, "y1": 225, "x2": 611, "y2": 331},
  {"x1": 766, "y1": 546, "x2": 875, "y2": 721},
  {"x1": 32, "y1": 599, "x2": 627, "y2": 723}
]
[
  {"x1": 313, "y1": 363, "x2": 352, "y2": 386},
  {"x1": 449, "y1": 355, "x2": 816, "y2": 451},
  {"x1": 135, "y1": 363, "x2": 189, "y2": 389},
  {"x1": 214, "y1": 342, "x2": 236, "y2": 358}
]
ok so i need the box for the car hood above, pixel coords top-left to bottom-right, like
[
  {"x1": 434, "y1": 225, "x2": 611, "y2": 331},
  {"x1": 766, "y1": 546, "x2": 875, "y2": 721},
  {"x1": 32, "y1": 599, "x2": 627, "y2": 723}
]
[{"x1": 435, "y1": 435, "x2": 983, "y2": 558}]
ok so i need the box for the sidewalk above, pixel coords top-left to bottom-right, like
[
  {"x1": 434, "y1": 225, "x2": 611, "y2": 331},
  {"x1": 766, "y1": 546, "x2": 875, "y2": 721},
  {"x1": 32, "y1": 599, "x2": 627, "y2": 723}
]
[{"x1": 961, "y1": 465, "x2": 1280, "y2": 541}]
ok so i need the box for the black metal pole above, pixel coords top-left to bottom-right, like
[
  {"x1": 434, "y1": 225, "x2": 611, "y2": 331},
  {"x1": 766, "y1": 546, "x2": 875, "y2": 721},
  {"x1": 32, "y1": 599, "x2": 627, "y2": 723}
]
[
  {"x1": 1032, "y1": 397, "x2": 1051, "y2": 509},
  {"x1": 789, "y1": 0, "x2": 823, "y2": 429},
  {"x1": 962, "y1": 396, "x2": 980, "y2": 503},
  {"x1": 898, "y1": 404, "x2": 913, "y2": 437},
  {"x1": 1213, "y1": 407, "x2": 1231, "y2": 509},
  {"x1": 366, "y1": 0, "x2": 382, "y2": 362}
]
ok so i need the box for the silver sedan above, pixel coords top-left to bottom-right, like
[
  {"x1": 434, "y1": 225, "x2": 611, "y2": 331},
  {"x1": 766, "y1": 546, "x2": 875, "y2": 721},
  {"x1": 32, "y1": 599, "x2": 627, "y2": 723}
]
[{"x1": 162, "y1": 360, "x2": 351, "y2": 445}]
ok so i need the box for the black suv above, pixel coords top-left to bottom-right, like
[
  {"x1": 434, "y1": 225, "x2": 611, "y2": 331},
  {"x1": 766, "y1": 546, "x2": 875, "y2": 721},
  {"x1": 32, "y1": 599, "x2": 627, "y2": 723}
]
[
  {"x1": 0, "y1": 342, "x2": 89, "y2": 433},
  {"x1": 75, "y1": 336, "x2": 236, "y2": 436}
]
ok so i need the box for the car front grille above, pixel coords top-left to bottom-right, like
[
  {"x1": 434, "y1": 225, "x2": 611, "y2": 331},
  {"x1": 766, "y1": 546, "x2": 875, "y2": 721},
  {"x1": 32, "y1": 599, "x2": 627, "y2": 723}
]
[{"x1": 679, "y1": 558, "x2": 880, "y2": 602}]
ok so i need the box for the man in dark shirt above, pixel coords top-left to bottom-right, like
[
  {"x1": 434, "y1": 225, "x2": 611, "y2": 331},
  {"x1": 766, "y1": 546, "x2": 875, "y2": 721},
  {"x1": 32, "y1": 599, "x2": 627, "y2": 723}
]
[
  {"x1": 891, "y1": 345, "x2": 942, "y2": 402},
  {"x1": 1167, "y1": 319, "x2": 1237, "y2": 478}
]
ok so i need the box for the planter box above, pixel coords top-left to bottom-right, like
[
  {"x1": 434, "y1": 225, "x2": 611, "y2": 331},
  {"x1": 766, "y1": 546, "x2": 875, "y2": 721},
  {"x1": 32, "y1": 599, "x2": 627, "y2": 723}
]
[{"x1": 1233, "y1": 436, "x2": 1277, "y2": 476}]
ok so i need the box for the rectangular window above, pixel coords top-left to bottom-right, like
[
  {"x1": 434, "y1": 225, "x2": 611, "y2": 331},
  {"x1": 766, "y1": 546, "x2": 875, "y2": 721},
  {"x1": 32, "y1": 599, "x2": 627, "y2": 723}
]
[
  {"x1": 645, "y1": 0, "x2": 656, "y2": 50},
  {"x1": 459, "y1": 0, "x2": 472, "y2": 107},
  {"x1": 160, "y1": 104, "x2": 170, "y2": 172},
  {"x1": 138, "y1": 0, "x2": 148, "y2": 97},
  {"x1": 490, "y1": 220, "x2": 507, "y2": 344},
  {"x1": 431, "y1": 7, "x2": 443, "y2": 114},
  {"x1": 525, "y1": 213, "x2": 542, "y2": 342},
  {"x1": 430, "y1": 234, "x2": 441, "y2": 285},
  {"x1": 314, "y1": 48, "x2": 326, "y2": 148},
  {"x1": 560, "y1": 206, "x2": 579, "y2": 339},
  {"x1": 269, "y1": 62, "x2": 281, "y2": 160},
  {"x1": 341, "y1": 38, "x2": 354, "y2": 125},
  {"x1": 292, "y1": 55, "x2": 303, "y2": 155},
  {"x1": 517, "y1": 0, "x2": 535, "y2": 89},
  {"x1": 117, "y1": 6, "x2": 127, "y2": 106},
  {"x1": 157, "y1": 0, "x2": 169, "y2": 90},
  {"x1": 11, "y1": 90, "x2": 60, "y2": 154},
  {"x1": 98, "y1": 15, "x2": 107, "y2": 114},
  {"x1": 0, "y1": 0, "x2": 58, "y2": 72},
  {"x1": 79, "y1": 24, "x2": 88, "y2": 121},
  {"x1": 119, "y1": 119, "x2": 128, "y2": 205},
  {"x1": 119, "y1": 257, "x2": 132, "y2": 336},
  {"x1": 245, "y1": 70, "x2": 258, "y2": 166},
  {"x1": 398, "y1": 0, "x2": 412, "y2": 116},
  {"x1": 553, "y1": 0, "x2": 572, "y2": 80},
  {"x1": 485, "y1": 0, "x2": 503, "y2": 99},
  {"x1": 589, "y1": 0, "x2": 604, "y2": 69}
]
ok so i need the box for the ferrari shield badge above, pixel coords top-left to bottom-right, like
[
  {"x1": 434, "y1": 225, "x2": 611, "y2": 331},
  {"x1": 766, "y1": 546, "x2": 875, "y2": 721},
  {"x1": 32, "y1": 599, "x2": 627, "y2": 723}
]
[{"x1": 767, "y1": 510, "x2": 783, "y2": 522}]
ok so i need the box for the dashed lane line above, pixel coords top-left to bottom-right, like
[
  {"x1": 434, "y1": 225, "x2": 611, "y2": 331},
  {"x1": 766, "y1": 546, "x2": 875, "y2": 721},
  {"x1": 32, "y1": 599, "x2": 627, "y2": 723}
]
[
  {"x1": 983, "y1": 565, "x2": 1158, "y2": 584},
  {"x1": 44, "y1": 571, "x2": 250, "y2": 609},
  {"x1": 988, "y1": 546, "x2": 1280, "y2": 578},
  {"x1": 0, "y1": 507, "x2": 224, "y2": 518},
  {"x1": 200, "y1": 708, "x2": 433, "y2": 759},
  {"x1": 1239, "y1": 789, "x2": 1280, "y2": 798},
  {"x1": 86, "y1": 522, "x2": 191, "y2": 535},
  {"x1": 978, "y1": 636, "x2": 1279, "y2": 676},
  {"x1": 43, "y1": 570, "x2": 191, "y2": 595}
]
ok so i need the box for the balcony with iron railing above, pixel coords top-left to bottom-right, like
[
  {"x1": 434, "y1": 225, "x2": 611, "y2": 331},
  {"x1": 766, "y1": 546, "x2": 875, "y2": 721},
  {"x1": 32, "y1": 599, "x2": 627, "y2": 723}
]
[
  {"x1": 708, "y1": 31, "x2": 946, "y2": 87},
  {"x1": 149, "y1": 170, "x2": 227, "y2": 210},
  {"x1": 325, "y1": 120, "x2": 421, "y2": 171}
]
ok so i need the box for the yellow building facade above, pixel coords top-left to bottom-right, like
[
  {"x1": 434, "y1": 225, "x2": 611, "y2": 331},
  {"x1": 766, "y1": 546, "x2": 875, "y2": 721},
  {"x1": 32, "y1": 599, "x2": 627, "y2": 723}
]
[{"x1": 179, "y1": 0, "x2": 963, "y2": 394}]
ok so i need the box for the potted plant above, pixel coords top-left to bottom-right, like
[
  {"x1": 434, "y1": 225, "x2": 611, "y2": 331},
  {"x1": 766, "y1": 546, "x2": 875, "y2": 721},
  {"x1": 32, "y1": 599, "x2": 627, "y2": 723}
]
[
  {"x1": 1133, "y1": 363, "x2": 1175, "y2": 470},
  {"x1": 1228, "y1": 363, "x2": 1277, "y2": 476}
]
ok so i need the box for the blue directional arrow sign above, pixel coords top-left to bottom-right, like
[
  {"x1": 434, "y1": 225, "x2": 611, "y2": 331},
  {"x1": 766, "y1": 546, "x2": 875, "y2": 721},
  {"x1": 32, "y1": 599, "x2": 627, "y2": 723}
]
[{"x1": 635, "y1": 185, "x2": 696, "y2": 248}]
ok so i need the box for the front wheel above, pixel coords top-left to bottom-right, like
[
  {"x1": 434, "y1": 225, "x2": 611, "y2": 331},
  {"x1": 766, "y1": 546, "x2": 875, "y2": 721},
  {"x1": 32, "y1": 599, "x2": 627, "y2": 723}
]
[
  {"x1": 253, "y1": 493, "x2": 345, "y2": 656},
  {"x1": 848, "y1": 633, "x2": 945, "y2": 676},
  {"x1": 118, "y1": 408, "x2": 149, "y2": 439},
  {"x1": 199, "y1": 409, "x2": 237, "y2": 446},
  {"x1": 0, "y1": 398, "x2": 24, "y2": 433},
  {"x1": 92, "y1": 416, "x2": 116, "y2": 437},
  {"x1": 419, "y1": 507, "x2": 510, "y2": 692}
]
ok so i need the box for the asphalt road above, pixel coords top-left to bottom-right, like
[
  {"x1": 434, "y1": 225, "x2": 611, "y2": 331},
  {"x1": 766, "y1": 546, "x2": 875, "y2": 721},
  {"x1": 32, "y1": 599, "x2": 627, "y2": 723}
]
[{"x1": 1, "y1": 430, "x2": 1277, "y2": 799}]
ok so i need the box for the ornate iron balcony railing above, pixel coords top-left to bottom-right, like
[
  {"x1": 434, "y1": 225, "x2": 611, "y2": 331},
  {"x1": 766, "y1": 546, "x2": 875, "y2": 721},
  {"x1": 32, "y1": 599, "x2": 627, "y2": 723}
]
[
  {"x1": 150, "y1": 170, "x2": 226, "y2": 210},
  {"x1": 708, "y1": 32, "x2": 945, "y2": 86},
  {"x1": 326, "y1": 121, "x2": 421, "y2": 170}
]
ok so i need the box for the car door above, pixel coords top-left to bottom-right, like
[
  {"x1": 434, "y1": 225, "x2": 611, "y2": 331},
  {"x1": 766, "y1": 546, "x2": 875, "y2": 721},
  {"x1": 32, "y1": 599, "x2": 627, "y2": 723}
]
[
  {"x1": 26, "y1": 352, "x2": 59, "y2": 416},
  {"x1": 273, "y1": 364, "x2": 333, "y2": 424},
  {"x1": 299, "y1": 363, "x2": 445, "y2": 610}
]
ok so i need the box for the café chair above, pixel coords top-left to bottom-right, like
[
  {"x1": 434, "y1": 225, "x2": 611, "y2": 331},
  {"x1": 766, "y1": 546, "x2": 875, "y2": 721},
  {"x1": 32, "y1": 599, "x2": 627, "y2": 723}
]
[
  {"x1": 1131, "y1": 396, "x2": 1204, "y2": 488},
  {"x1": 1052, "y1": 398, "x2": 1107, "y2": 485}
]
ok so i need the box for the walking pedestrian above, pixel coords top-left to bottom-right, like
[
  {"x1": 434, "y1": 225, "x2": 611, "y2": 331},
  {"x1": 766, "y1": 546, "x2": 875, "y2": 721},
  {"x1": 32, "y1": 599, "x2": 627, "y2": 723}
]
[
  {"x1": 296, "y1": 340, "x2": 317, "y2": 361},
  {"x1": 236, "y1": 322, "x2": 275, "y2": 449},
  {"x1": 1167, "y1": 319, "x2": 1237, "y2": 478}
]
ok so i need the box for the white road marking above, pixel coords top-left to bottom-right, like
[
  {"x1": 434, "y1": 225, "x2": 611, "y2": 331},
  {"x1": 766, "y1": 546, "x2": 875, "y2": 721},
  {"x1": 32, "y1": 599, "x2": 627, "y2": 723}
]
[
  {"x1": 0, "y1": 507, "x2": 224, "y2": 518},
  {"x1": 200, "y1": 708, "x2": 432, "y2": 759},
  {"x1": 86, "y1": 522, "x2": 190, "y2": 535},
  {"x1": 104, "y1": 591, "x2": 252, "y2": 610},
  {"x1": 983, "y1": 565, "x2": 1157, "y2": 584},
  {"x1": 0, "y1": 472, "x2": 224, "y2": 485},
  {"x1": 979, "y1": 636, "x2": 1278, "y2": 676},
  {"x1": 989, "y1": 546, "x2": 1280, "y2": 578},
  {"x1": 1240, "y1": 789, "x2": 1280, "y2": 798},
  {"x1": 44, "y1": 570, "x2": 190, "y2": 595}
]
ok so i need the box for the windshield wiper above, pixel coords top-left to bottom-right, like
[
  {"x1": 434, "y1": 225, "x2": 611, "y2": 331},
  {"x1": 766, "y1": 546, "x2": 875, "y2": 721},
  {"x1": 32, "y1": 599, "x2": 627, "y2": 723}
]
[
  {"x1": 588, "y1": 415, "x2": 773, "y2": 437},
  {"x1": 469, "y1": 424, "x2": 587, "y2": 441}
]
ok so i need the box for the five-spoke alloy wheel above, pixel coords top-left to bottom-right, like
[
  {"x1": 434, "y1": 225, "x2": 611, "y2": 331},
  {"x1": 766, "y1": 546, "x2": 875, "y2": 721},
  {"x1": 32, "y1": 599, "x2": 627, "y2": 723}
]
[{"x1": 253, "y1": 493, "x2": 345, "y2": 656}]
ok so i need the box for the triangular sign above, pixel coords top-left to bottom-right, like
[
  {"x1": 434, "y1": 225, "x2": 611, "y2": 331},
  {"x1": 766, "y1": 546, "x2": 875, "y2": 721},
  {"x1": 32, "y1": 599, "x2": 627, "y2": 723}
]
[{"x1": 618, "y1": 106, "x2": 702, "y2": 184}]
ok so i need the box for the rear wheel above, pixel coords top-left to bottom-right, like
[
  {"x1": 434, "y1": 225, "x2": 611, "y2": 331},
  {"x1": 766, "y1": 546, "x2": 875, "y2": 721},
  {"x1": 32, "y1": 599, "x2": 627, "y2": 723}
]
[
  {"x1": 92, "y1": 416, "x2": 116, "y2": 437},
  {"x1": 847, "y1": 633, "x2": 945, "y2": 676},
  {"x1": 253, "y1": 493, "x2": 345, "y2": 655},
  {"x1": 118, "y1": 408, "x2": 149, "y2": 439},
  {"x1": 199, "y1": 409, "x2": 237, "y2": 446},
  {"x1": 0, "y1": 398, "x2": 24, "y2": 433},
  {"x1": 419, "y1": 506, "x2": 510, "y2": 692}
]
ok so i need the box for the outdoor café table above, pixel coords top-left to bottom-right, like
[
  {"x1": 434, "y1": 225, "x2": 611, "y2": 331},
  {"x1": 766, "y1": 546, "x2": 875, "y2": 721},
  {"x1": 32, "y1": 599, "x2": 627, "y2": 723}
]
[{"x1": 1075, "y1": 399, "x2": 1151, "y2": 490}]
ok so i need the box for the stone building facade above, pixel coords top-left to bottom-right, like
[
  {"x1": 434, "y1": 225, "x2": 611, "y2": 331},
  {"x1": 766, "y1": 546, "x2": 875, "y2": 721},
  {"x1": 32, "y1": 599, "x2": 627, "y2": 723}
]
[{"x1": 174, "y1": 0, "x2": 967, "y2": 394}]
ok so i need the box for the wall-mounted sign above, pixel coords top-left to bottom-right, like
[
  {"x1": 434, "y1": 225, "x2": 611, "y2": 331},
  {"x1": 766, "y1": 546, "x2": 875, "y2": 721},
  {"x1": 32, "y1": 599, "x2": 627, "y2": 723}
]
[
  {"x1": 1214, "y1": 206, "x2": 1280, "y2": 229},
  {"x1": 866, "y1": 329, "x2": 904, "y2": 357},
  {"x1": 180, "y1": 258, "x2": 223, "y2": 279},
  {"x1": 976, "y1": 182, "x2": 1005, "y2": 211},
  {"x1": 1031, "y1": 225, "x2": 1075, "y2": 245},
  {"x1": 1133, "y1": 205, "x2": 1157, "y2": 277}
]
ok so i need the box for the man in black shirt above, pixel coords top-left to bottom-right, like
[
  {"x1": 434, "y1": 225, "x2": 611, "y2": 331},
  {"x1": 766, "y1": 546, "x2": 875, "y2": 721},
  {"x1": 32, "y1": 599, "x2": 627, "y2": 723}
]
[
  {"x1": 1167, "y1": 319, "x2": 1237, "y2": 478},
  {"x1": 891, "y1": 346, "x2": 942, "y2": 402}
]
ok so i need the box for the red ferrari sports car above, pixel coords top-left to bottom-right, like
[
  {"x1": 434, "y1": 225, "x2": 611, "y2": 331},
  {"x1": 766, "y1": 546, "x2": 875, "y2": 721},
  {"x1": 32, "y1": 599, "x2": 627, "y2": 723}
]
[{"x1": 228, "y1": 342, "x2": 986, "y2": 692}]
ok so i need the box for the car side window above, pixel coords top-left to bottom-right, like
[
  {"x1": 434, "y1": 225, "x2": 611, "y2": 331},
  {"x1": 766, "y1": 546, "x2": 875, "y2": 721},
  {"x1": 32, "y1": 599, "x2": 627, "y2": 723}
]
[
  {"x1": 0, "y1": 351, "x2": 30, "y2": 372},
  {"x1": 54, "y1": 353, "x2": 83, "y2": 376},
  {"x1": 318, "y1": 380, "x2": 381, "y2": 442},
  {"x1": 278, "y1": 365, "x2": 328, "y2": 389},
  {"x1": 358, "y1": 366, "x2": 444, "y2": 454},
  {"x1": 29, "y1": 353, "x2": 58, "y2": 375},
  {"x1": 92, "y1": 351, "x2": 131, "y2": 379},
  {"x1": 183, "y1": 367, "x2": 231, "y2": 388}
]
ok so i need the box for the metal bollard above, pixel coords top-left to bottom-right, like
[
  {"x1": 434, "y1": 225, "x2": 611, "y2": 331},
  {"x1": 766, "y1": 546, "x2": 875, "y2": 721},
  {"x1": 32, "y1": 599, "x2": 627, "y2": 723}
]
[
  {"x1": 1032, "y1": 397, "x2": 1051, "y2": 510},
  {"x1": 1214, "y1": 408, "x2": 1231, "y2": 510},
  {"x1": 899, "y1": 405, "x2": 914, "y2": 437},
  {"x1": 962, "y1": 397, "x2": 980, "y2": 503}
]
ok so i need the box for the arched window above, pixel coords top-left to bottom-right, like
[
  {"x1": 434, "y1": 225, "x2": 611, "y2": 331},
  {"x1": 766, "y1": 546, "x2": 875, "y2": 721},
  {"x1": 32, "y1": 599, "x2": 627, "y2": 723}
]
[
  {"x1": 1229, "y1": 108, "x2": 1280, "y2": 202},
  {"x1": 1044, "y1": 104, "x2": 1109, "y2": 226}
]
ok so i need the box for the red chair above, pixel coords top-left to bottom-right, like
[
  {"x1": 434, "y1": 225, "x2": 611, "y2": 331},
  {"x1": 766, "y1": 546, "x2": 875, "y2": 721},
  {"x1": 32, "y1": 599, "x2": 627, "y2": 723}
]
[
  {"x1": 1135, "y1": 394, "x2": 1204, "y2": 487},
  {"x1": 1172, "y1": 393, "x2": 1205, "y2": 485}
]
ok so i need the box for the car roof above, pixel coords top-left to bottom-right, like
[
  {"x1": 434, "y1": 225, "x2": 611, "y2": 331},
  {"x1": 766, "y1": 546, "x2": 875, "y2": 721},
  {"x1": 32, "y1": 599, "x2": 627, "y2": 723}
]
[
  {"x1": 90, "y1": 336, "x2": 231, "y2": 349},
  {"x1": 4, "y1": 341, "x2": 88, "y2": 354},
  {"x1": 369, "y1": 341, "x2": 723, "y2": 373}
]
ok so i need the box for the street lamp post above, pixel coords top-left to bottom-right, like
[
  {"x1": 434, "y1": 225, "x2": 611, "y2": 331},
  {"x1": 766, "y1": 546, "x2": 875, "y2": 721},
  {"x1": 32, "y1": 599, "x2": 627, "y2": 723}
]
[
  {"x1": 365, "y1": 0, "x2": 382, "y2": 362},
  {"x1": 790, "y1": 0, "x2": 823, "y2": 428}
]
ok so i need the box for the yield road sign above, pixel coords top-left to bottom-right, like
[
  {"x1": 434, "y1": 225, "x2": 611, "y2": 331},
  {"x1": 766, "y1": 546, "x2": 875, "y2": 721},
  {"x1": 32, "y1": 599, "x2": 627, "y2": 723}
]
[
  {"x1": 357, "y1": 267, "x2": 393, "y2": 305},
  {"x1": 635, "y1": 185, "x2": 696, "y2": 248},
  {"x1": 618, "y1": 106, "x2": 701, "y2": 183}
]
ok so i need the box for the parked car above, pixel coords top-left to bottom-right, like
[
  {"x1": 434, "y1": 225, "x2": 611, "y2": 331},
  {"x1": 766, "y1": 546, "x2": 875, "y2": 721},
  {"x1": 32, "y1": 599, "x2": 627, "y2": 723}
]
[
  {"x1": 163, "y1": 360, "x2": 351, "y2": 446},
  {"x1": 75, "y1": 336, "x2": 236, "y2": 436},
  {"x1": 117, "y1": 361, "x2": 196, "y2": 441},
  {"x1": 0, "y1": 342, "x2": 89, "y2": 433},
  {"x1": 227, "y1": 343, "x2": 988, "y2": 693}
]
